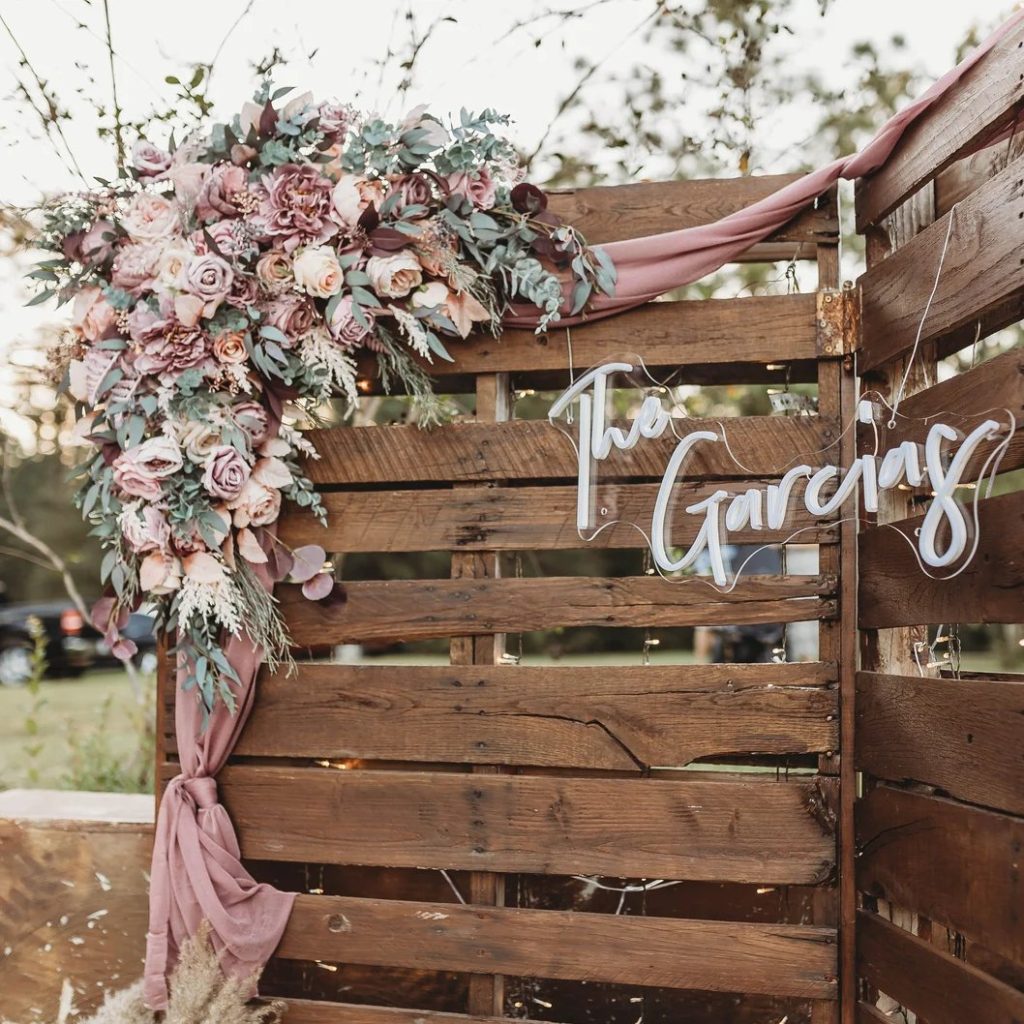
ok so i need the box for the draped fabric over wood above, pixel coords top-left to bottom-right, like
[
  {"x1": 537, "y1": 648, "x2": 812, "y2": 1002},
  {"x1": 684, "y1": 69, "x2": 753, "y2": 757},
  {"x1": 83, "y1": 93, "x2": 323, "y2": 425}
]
[{"x1": 142, "y1": 7, "x2": 1024, "y2": 1008}]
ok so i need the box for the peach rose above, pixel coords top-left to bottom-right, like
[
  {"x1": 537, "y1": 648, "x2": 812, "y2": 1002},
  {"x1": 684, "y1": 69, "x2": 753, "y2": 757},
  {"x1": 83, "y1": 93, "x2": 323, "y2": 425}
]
[
  {"x1": 121, "y1": 192, "x2": 180, "y2": 242},
  {"x1": 140, "y1": 551, "x2": 182, "y2": 594},
  {"x1": 71, "y1": 287, "x2": 117, "y2": 341},
  {"x1": 212, "y1": 331, "x2": 248, "y2": 364},
  {"x1": 366, "y1": 251, "x2": 422, "y2": 298},
  {"x1": 256, "y1": 251, "x2": 293, "y2": 291},
  {"x1": 292, "y1": 245, "x2": 343, "y2": 298}
]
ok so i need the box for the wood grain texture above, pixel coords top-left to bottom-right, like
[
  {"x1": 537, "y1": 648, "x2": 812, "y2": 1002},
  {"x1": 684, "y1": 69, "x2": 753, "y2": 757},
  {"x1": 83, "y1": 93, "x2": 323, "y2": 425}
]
[
  {"x1": 855, "y1": 671, "x2": 1024, "y2": 816},
  {"x1": 858, "y1": 491, "x2": 1024, "y2": 628},
  {"x1": 549, "y1": 175, "x2": 838, "y2": 246},
  {"x1": 219, "y1": 767, "x2": 837, "y2": 883},
  {"x1": 0, "y1": 817, "x2": 151, "y2": 1020},
  {"x1": 857, "y1": 784, "x2": 1024, "y2": 964},
  {"x1": 281, "y1": 574, "x2": 838, "y2": 645},
  {"x1": 303, "y1": 416, "x2": 838, "y2": 486},
  {"x1": 854, "y1": 16, "x2": 1024, "y2": 230},
  {"x1": 935, "y1": 135, "x2": 1024, "y2": 216},
  {"x1": 857, "y1": 910, "x2": 1024, "y2": 1024},
  {"x1": 415, "y1": 293, "x2": 819, "y2": 378},
  {"x1": 226, "y1": 661, "x2": 839, "y2": 768},
  {"x1": 278, "y1": 479, "x2": 834, "y2": 552},
  {"x1": 855, "y1": 1004, "x2": 893, "y2": 1024},
  {"x1": 858, "y1": 155, "x2": 1024, "y2": 372},
  {"x1": 282, "y1": 1002, "x2": 562, "y2": 1024},
  {"x1": 278, "y1": 894, "x2": 838, "y2": 998}
]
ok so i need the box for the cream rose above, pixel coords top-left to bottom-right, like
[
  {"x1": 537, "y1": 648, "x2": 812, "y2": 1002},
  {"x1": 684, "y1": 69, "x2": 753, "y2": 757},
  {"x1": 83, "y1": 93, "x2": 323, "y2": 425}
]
[
  {"x1": 366, "y1": 251, "x2": 423, "y2": 298},
  {"x1": 155, "y1": 239, "x2": 193, "y2": 290},
  {"x1": 292, "y1": 245, "x2": 343, "y2": 298},
  {"x1": 120, "y1": 192, "x2": 180, "y2": 242},
  {"x1": 332, "y1": 175, "x2": 375, "y2": 226}
]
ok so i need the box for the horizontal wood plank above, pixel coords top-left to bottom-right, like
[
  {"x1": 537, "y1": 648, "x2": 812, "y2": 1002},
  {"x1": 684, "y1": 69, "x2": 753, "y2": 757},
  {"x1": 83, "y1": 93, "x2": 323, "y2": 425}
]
[
  {"x1": 278, "y1": 894, "x2": 838, "y2": 998},
  {"x1": 854, "y1": 16, "x2": 1024, "y2": 230},
  {"x1": 282, "y1": 1002, "x2": 556, "y2": 1024},
  {"x1": 303, "y1": 416, "x2": 838, "y2": 486},
  {"x1": 282, "y1": 575, "x2": 838, "y2": 645},
  {"x1": 857, "y1": 910, "x2": 1024, "y2": 1024},
  {"x1": 855, "y1": 671, "x2": 1024, "y2": 816},
  {"x1": 279, "y1": 479, "x2": 834, "y2": 552},
  {"x1": 410, "y1": 293, "x2": 820, "y2": 379},
  {"x1": 220, "y1": 768, "x2": 836, "y2": 883},
  {"x1": 550, "y1": 175, "x2": 838, "y2": 246},
  {"x1": 858, "y1": 155, "x2": 1024, "y2": 372},
  {"x1": 858, "y1": 491, "x2": 1024, "y2": 628},
  {"x1": 857, "y1": 784, "x2": 1024, "y2": 965},
  {"x1": 231, "y1": 662, "x2": 838, "y2": 768}
]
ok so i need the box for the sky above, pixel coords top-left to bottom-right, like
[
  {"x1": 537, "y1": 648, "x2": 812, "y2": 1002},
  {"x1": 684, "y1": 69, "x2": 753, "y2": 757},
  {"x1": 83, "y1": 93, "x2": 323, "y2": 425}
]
[{"x1": 0, "y1": 0, "x2": 1017, "y2": 448}]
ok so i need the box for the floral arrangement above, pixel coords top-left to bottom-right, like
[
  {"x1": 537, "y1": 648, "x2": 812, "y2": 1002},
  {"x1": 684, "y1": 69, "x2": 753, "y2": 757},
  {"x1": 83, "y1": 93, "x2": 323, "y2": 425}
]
[{"x1": 34, "y1": 84, "x2": 615, "y2": 710}]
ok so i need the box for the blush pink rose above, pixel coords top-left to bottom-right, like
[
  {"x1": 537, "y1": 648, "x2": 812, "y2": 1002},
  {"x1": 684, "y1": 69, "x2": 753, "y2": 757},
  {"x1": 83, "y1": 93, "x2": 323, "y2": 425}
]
[
  {"x1": 184, "y1": 253, "x2": 234, "y2": 315},
  {"x1": 202, "y1": 445, "x2": 251, "y2": 500},
  {"x1": 365, "y1": 251, "x2": 422, "y2": 298},
  {"x1": 112, "y1": 437, "x2": 182, "y2": 500},
  {"x1": 264, "y1": 295, "x2": 315, "y2": 344},
  {"x1": 121, "y1": 192, "x2": 180, "y2": 242},
  {"x1": 122, "y1": 505, "x2": 171, "y2": 553},
  {"x1": 227, "y1": 476, "x2": 282, "y2": 528},
  {"x1": 72, "y1": 287, "x2": 117, "y2": 341},
  {"x1": 447, "y1": 166, "x2": 497, "y2": 210},
  {"x1": 131, "y1": 140, "x2": 172, "y2": 178},
  {"x1": 196, "y1": 164, "x2": 249, "y2": 221},
  {"x1": 140, "y1": 551, "x2": 182, "y2": 594},
  {"x1": 78, "y1": 220, "x2": 117, "y2": 265},
  {"x1": 111, "y1": 243, "x2": 161, "y2": 297}
]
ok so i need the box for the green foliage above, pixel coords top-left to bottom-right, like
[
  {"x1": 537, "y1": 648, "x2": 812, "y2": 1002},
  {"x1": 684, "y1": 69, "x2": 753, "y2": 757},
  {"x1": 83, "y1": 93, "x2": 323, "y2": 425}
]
[{"x1": 62, "y1": 689, "x2": 154, "y2": 794}]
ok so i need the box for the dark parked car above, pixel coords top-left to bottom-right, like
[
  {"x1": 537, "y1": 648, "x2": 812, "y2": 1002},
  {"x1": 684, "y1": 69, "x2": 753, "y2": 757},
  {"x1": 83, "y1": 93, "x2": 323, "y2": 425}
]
[{"x1": 0, "y1": 600, "x2": 158, "y2": 686}]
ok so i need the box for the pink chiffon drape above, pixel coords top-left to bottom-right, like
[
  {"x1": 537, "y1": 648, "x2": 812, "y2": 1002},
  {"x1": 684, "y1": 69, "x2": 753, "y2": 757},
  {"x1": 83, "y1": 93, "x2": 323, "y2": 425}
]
[{"x1": 142, "y1": 7, "x2": 1024, "y2": 1009}]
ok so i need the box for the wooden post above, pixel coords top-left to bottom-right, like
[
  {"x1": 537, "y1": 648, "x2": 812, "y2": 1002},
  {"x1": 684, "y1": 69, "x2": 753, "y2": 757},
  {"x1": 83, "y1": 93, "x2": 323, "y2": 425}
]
[{"x1": 451, "y1": 371, "x2": 511, "y2": 1017}]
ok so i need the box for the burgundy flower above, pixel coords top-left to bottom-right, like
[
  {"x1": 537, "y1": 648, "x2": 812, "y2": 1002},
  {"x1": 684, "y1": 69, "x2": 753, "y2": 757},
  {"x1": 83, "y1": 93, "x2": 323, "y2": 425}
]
[
  {"x1": 511, "y1": 182, "x2": 548, "y2": 215},
  {"x1": 257, "y1": 164, "x2": 338, "y2": 252}
]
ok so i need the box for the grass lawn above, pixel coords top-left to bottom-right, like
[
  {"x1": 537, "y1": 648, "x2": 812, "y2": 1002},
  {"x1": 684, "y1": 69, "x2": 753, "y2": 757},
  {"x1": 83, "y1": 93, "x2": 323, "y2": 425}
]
[{"x1": 0, "y1": 669, "x2": 152, "y2": 791}]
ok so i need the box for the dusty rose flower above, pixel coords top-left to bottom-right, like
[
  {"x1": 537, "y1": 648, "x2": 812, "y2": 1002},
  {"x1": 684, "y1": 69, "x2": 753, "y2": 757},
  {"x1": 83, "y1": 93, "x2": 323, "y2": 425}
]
[
  {"x1": 140, "y1": 551, "x2": 182, "y2": 594},
  {"x1": 256, "y1": 252, "x2": 293, "y2": 291},
  {"x1": 227, "y1": 274, "x2": 261, "y2": 309},
  {"x1": 395, "y1": 173, "x2": 433, "y2": 212},
  {"x1": 135, "y1": 320, "x2": 210, "y2": 375},
  {"x1": 121, "y1": 192, "x2": 180, "y2": 242},
  {"x1": 228, "y1": 476, "x2": 282, "y2": 528},
  {"x1": 447, "y1": 166, "x2": 497, "y2": 210},
  {"x1": 212, "y1": 331, "x2": 248, "y2": 364},
  {"x1": 121, "y1": 505, "x2": 171, "y2": 553},
  {"x1": 366, "y1": 250, "x2": 422, "y2": 298},
  {"x1": 264, "y1": 295, "x2": 314, "y2": 343},
  {"x1": 329, "y1": 295, "x2": 374, "y2": 347},
  {"x1": 111, "y1": 243, "x2": 161, "y2": 297},
  {"x1": 112, "y1": 436, "x2": 182, "y2": 499},
  {"x1": 258, "y1": 164, "x2": 338, "y2": 251},
  {"x1": 185, "y1": 253, "x2": 234, "y2": 314},
  {"x1": 318, "y1": 101, "x2": 351, "y2": 139},
  {"x1": 168, "y1": 161, "x2": 208, "y2": 206},
  {"x1": 202, "y1": 444, "x2": 251, "y2": 500},
  {"x1": 126, "y1": 302, "x2": 160, "y2": 340},
  {"x1": 292, "y1": 245, "x2": 343, "y2": 298},
  {"x1": 232, "y1": 401, "x2": 270, "y2": 447},
  {"x1": 132, "y1": 140, "x2": 172, "y2": 178},
  {"x1": 196, "y1": 164, "x2": 249, "y2": 222},
  {"x1": 192, "y1": 220, "x2": 253, "y2": 259},
  {"x1": 331, "y1": 174, "x2": 382, "y2": 227},
  {"x1": 71, "y1": 287, "x2": 117, "y2": 341},
  {"x1": 75, "y1": 220, "x2": 116, "y2": 265}
]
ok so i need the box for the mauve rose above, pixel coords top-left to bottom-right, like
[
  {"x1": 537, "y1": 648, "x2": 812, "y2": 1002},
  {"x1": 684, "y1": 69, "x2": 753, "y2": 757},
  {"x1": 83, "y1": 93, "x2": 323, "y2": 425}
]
[
  {"x1": 264, "y1": 295, "x2": 315, "y2": 343},
  {"x1": 232, "y1": 401, "x2": 270, "y2": 447},
  {"x1": 318, "y1": 101, "x2": 350, "y2": 139},
  {"x1": 329, "y1": 295, "x2": 374, "y2": 347},
  {"x1": 366, "y1": 250, "x2": 422, "y2": 298},
  {"x1": 258, "y1": 164, "x2": 338, "y2": 252},
  {"x1": 256, "y1": 252, "x2": 293, "y2": 291},
  {"x1": 196, "y1": 164, "x2": 248, "y2": 222},
  {"x1": 228, "y1": 476, "x2": 282, "y2": 528},
  {"x1": 202, "y1": 445, "x2": 251, "y2": 500},
  {"x1": 79, "y1": 220, "x2": 116, "y2": 264},
  {"x1": 72, "y1": 287, "x2": 117, "y2": 341},
  {"x1": 132, "y1": 140, "x2": 172, "y2": 178},
  {"x1": 111, "y1": 243, "x2": 161, "y2": 297},
  {"x1": 226, "y1": 274, "x2": 261, "y2": 310},
  {"x1": 212, "y1": 331, "x2": 248, "y2": 364},
  {"x1": 112, "y1": 436, "x2": 182, "y2": 499},
  {"x1": 396, "y1": 173, "x2": 433, "y2": 211},
  {"x1": 121, "y1": 505, "x2": 171, "y2": 553},
  {"x1": 121, "y1": 192, "x2": 181, "y2": 242},
  {"x1": 135, "y1": 320, "x2": 210, "y2": 376},
  {"x1": 447, "y1": 166, "x2": 497, "y2": 210},
  {"x1": 185, "y1": 253, "x2": 234, "y2": 309}
]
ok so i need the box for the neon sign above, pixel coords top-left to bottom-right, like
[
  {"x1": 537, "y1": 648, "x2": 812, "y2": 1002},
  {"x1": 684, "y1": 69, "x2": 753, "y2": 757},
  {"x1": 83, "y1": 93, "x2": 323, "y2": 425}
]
[{"x1": 548, "y1": 361, "x2": 1010, "y2": 586}]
